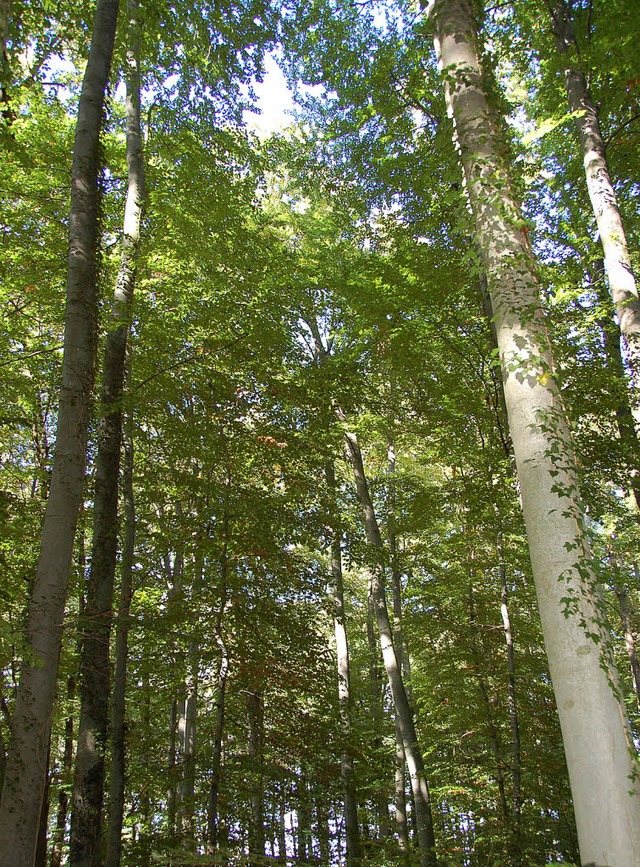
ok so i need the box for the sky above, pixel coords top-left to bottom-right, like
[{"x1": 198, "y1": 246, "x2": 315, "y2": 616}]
[{"x1": 243, "y1": 54, "x2": 296, "y2": 136}]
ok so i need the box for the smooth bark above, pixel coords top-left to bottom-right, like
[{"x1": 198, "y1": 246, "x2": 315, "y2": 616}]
[
  {"x1": 326, "y1": 462, "x2": 362, "y2": 866},
  {"x1": 246, "y1": 689, "x2": 265, "y2": 864},
  {"x1": 206, "y1": 539, "x2": 230, "y2": 854},
  {"x1": 547, "y1": 1, "x2": 640, "y2": 402},
  {"x1": 590, "y1": 259, "x2": 640, "y2": 510},
  {"x1": 388, "y1": 443, "x2": 411, "y2": 858},
  {"x1": 429, "y1": 2, "x2": 640, "y2": 863},
  {"x1": 0, "y1": 3, "x2": 119, "y2": 862},
  {"x1": 343, "y1": 428, "x2": 437, "y2": 867},
  {"x1": 105, "y1": 417, "x2": 136, "y2": 867},
  {"x1": 70, "y1": 3, "x2": 143, "y2": 862}
]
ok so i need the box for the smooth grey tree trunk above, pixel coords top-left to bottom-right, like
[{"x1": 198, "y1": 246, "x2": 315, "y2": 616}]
[
  {"x1": 429, "y1": 2, "x2": 640, "y2": 863},
  {"x1": 0, "y1": 3, "x2": 119, "y2": 863},
  {"x1": 206, "y1": 537, "x2": 230, "y2": 854},
  {"x1": 387, "y1": 443, "x2": 411, "y2": 859},
  {"x1": 326, "y1": 462, "x2": 362, "y2": 866},
  {"x1": 70, "y1": 3, "x2": 143, "y2": 863},
  {"x1": 343, "y1": 428, "x2": 437, "y2": 867},
  {"x1": 104, "y1": 416, "x2": 136, "y2": 867},
  {"x1": 546, "y1": 1, "x2": 640, "y2": 403}
]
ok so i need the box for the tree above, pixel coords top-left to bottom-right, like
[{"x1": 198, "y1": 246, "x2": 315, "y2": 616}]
[
  {"x1": 545, "y1": 0, "x2": 640, "y2": 404},
  {"x1": 0, "y1": 1, "x2": 120, "y2": 862},
  {"x1": 428, "y1": 0, "x2": 640, "y2": 863},
  {"x1": 69, "y1": 0, "x2": 144, "y2": 862}
]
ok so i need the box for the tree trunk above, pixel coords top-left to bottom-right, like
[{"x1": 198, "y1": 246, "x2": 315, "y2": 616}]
[
  {"x1": 0, "y1": 2, "x2": 119, "y2": 862},
  {"x1": 499, "y1": 560, "x2": 522, "y2": 863},
  {"x1": 246, "y1": 689, "x2": 265, "y2": 864},
  {"x1": 105, "y1": 414, "x2": 136, "y2": 867},
  {"x1": 206, "y1": 539, "x2": 230, "y2": 854},
  {"x1": 326, "y1": 461, "x2": 362, "y2": 866},
  {"x1": 590, "y1": 259, "x2": 640, "y2": 510},
  {"x1": 387, "y1": 444, "x2": 411, "y2": 858},
  {"x1": 429, "y1": 1, "x2": 640, "y2": 862},
  {"x1": 51, "y1": 678, "x2": 75, "y2": 867},
  {"x1": 343, "y1": 428, "x2": 437, "y2": 867},
  {"x1": 613, "y1": 577, "x2": 640, "y2": 711},
  {"x1": 546, "y1": 1, "x2": 640, "y2": 403},
  {"x1": 69, "y1": 2, "x2": 143, "y2": 856},
  {"x1": 167, "y1": 697, "x2": 178, "y2": 840}
]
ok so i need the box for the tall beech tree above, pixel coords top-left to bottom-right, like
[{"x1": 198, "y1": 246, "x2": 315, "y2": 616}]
[
  {"x1": 70, "y1": 1, "x2": 144, "y2": 862},
  {"x1": 428, "y1": 0, "x2": 640, "y2": 863},
  {"x1": 0, "y1": 1, "x2": 120, "y2": 862}
]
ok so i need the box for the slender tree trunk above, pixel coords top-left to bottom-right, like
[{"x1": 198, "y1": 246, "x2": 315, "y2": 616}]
[
  {"x1": 343, "y1": 428, "x2": 437, "y2": 867},
  {"x1": 546, "y1": 1, "x2": 640, "y2": 402},
  {"x1": 177, "y1": 672, "x2": 197, "y2": 845},
  {"x1": 326, "y1": 462, "x2": 362, "y2": 866},
  {"x1": 429, "y1": 1, "x2": 640, "y2": 862},
  {"x1": 206, "y1": 539, "x2": 230, "y2": 854},
  {"x1": 590, "y1": 259, "x2": 640, "y2": 510},
  {"x1": 246, "y1": 689, "x2": 265, "y2": 864},
  {"x1": 277, "y1": 788, "x2": 287, "y2": 863},
  {"x1": 51, "y1": 678, "x2": 75, "y2": 867},
  {"x1": 0, "y1": 3, "x2": 119, "y2": 863},
  {"x1": 70, "y1": 2, "x2": 143, "y2": 857},
  {"x1": 297, "y1": 772, "x2": 312, "y2": 863},
  {"x1": 365, "y1": 588, "x2": 390, "y2": 841},
  {"x1": 613, "y1": 576, "x2": 640, "y2": 711},
  {"x1": 387, "y1": 443, "x2": 411, "y2": 858},
  {"x1": 468, "y1": 587, "x2": 510, "y2": 824},
  {"x1": 499, "y1": 561, "x2": 522, "y2": 864},
  {"x1": 167, "y1": 698, "x2": 178, "y2": 840},
  {"x1": 105, "y1": 414, "x2": 136, "y2": 867}
]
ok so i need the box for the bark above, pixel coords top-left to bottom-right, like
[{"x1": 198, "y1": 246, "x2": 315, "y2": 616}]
[
  {"x1": 296, "y1": 773, "x2": 312, "y2": 863},
  {"x1": 35, "y1": 742, "x2": 51, "y2": 867},
  {"x1": 70, "y1": 3, "x2": 143, "y2": 858},
  {"x1": 206, "y1": 539, "x2": 230, "y2": 854},
  {"x1": 387, "y1": 444, "x2": 411, "y2": 858},
  {"x1": 547, "y1": 1, "x2": 640, "y2": 403},
  {"x1": 0, "y1": 2, "x2": 119, "y2": 863},
  {"x1": 468, "y1": 587, "x2": 509, "y2": 825},
  {"x1": 429, "y1": 1, "x2": 640, "y2": 862},
  {"x1": 246, "y1": 689, "x2": 265, "y2": 864},
  {"x1": 343, "y1": 428, "x2": 437, "y2": 867},
  {"x1": 590, "y1": 259, "x2": 640, "y2": 510},
  {"x1": 167, "y1": 698, "x2": 179, "y2": 839},
  {"x1": 613, "y1": 576, "x2": 640, "y2": 711},
  {"x1": 366, "y1": 589, "x2": 391, "y2": 840},
  {"x1": 104, "y1": 416, "x2": 136, "y2": 867},
  {"x1": 326, "y1": 462, "x2": 362, "y2": 866},
  {"x1": 0, "y1": 0, "x2": 9, "y2": 60}
]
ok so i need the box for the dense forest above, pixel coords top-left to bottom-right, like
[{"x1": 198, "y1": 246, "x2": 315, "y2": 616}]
[{"x1": 1, "y1": 0, "x2": 640, "y2": 865}]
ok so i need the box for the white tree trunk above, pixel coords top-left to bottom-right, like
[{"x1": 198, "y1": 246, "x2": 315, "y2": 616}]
[{"x1": 429, "y1": 2, "x2": 640, "y2": 864}]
